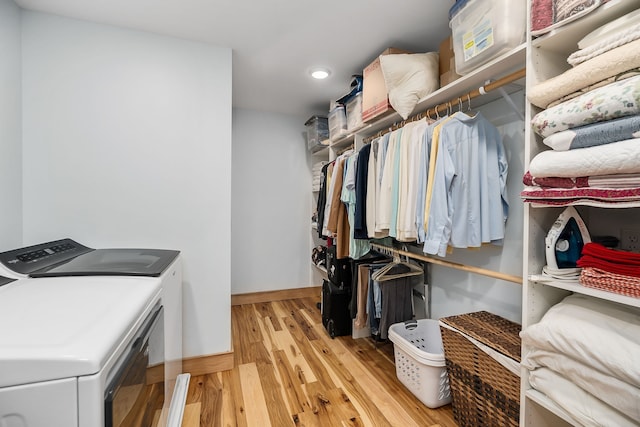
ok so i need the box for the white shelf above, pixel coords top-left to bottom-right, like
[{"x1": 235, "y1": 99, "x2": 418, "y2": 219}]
[
  {"x1": 529, "y1": 277, "x2": 640, "y2": 308},
  {"x1": 525, "y1": 389, "x2": 580, "y2": 426},
  {"x1": 532, "y1": 0, "x2": 640, "y2": 54}
]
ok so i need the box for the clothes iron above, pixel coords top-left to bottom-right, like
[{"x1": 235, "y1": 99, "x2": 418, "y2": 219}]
[{"x1": 545, "y1": 206, "x2": 591, "y2": 271}]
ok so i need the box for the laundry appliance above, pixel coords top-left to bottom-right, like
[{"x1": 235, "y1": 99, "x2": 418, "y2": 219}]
[
  {"x1": 545, "y1": 206, "x2": 591, "y2": 271},
  {"x1": 0, "y1": 238, "x2": 189, "y2": 427}
]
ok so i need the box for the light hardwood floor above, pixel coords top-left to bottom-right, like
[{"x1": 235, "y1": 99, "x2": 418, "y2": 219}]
[{"x1": 182, "y1": 296, "x2": 457, "y2": 426}]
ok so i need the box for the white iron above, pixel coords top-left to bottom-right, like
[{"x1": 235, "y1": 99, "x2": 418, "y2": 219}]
[{"x1": 545, "y1": 206, "x2": 591, "y2": 271}]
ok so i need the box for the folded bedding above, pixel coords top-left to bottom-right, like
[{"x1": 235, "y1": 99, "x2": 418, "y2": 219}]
[
  {"x1": 542, "y1": 114, "x2": 640, "y2": 151},
  {"x1": 529, "y1": 139, "x2": 640, "y2": 178},
  {"x1": 520, "y1": 294, "x2": 640, "y2": 387},
  {"x1": 546, "y1": 69, "x2": 640, "y2": 108},
  {"x1": 528, "y1": 38, "x2": 640, "y2": 109},
  {"x1": 531, "y1": 0, "x2": 602, "y2": 36},
  {"x1": 524, "y1": 198, "x2": 640, "y2": 208},
  {"x1": 523, "y1": 171, "x2": 640, "y2": 189},
  {"x1": 523, "y1": 348, "x2": 640, "y2": 421},
  {"x1": 568, "y1": 24, "x2": 640, "y2": 66},
  {"x1": 582, "y1": 242, "x2": 640, "y2": 265},
  {"x1": 580, "y1": 266, "x2": 640, "y2": 298},
  {"x1": 532, "y1": 75, "x2": 640, "y2": 138},
  {"x1": 521, "y1": 185, "x2": 640, "y2": 202},
  {"x1": 528, "y1": 367, "x2": 638, "y2": 427}
]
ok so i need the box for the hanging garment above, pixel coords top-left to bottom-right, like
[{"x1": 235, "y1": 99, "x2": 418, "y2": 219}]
[
  {"x1": 388, "y1": 128, "x2": 404, "y2": 238},
  {"x1": 354, "y1": 144, "x2": 372, "y2": 240},
  {"x1": 366, "y1": 138, "x2": 379, "y2": 238},
  {"x1": 379, "y1": 273, "x2": 421, "y2": 340},
  {"x1": 375, "y1": 133, "x2": 391, "y2": 237},
  {"x1": 321, "y1": 161, "x2": 335, "y2": 237},
  {"x1": 316, "y1": 162, "x2": 330, "y2": 239},
  {"x1": 327, "y1": 157, "x2": 350, "y2": 258},
  {"x1": 343, "y1": 153, "x2": 370, "y2": 259},
  {"x1": 397, "y1": 120, "x2": 429, "y2": 241},
  {"x1": 423, "y1": 112, "x2": 509, "y2": 256}
]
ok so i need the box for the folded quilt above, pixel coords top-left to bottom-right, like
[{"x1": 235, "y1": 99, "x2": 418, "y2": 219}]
[
  {"x1": 522, "y1": 171, "x2": 583, "y2": 188},
  {"x1": 528, "y1": 368, "x2": 638, "y2": 427},
  {"x1": 542, "y1": 114, "x2": 640, "y2": 151},
  {"x1": 528, "y1": 38, "x2": 640, "y2": 108},
  {"x1": 568, "y1": 24, "x2": 640, "y2": 66},
  {"x1": 523, "y1": 171, "x2": 640, "y2": 188},
  {"x1": 546, "y1": 68, "x2": 640, "y2": 108},
  {"x1": 523, "y1": 348, "x2": 640, "y2": 422},
  {"x1": 532, "y1": 75, "x2": 640, "y2": 138},
  {"x1": 580, "y1": 266, "x2": 640, "y2": 298},
  {"x1": 524, "y1": 198, "x2": 640, "y2": 208},
  {"x1": 520, "y1": 293, "x2": 640, "y2": 387},
  {"x1": 521, "y1": 185, "x2": 640, "y2": 202},
  {"x1": 529, "y1": 139, "x2": 640, "y2": 178}
]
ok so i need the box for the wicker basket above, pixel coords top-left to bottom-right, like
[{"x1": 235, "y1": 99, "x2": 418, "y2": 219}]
[{"x1": 439, "y1": 311, "x2": 521, "y2": 427}]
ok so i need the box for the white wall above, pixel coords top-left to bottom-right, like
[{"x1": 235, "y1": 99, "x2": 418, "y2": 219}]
[
  {"x1": 231, "y1": 108, "x2": 312, "y2": 294},
  {"x1": 0, "y1": 0, "x2": 22, "y2": 251},
  {"x1": 21, "y1": 11, "x2": 232, "y2": 358}
]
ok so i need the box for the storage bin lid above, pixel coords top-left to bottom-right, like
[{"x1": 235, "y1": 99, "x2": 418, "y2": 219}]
[
  {"x1": 439, "y1": 311, "x2": 521, "y2": 362},
  {"x1": 305, "y1": 115, "x2": 327, "y2": 126},
  {"x1": 448, "y1": 0, "x2": 470, "y2": 20}
]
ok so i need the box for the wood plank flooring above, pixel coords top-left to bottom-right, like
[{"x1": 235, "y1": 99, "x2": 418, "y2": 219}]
[{"x1": 182, "y1": 296, "x2": 457, "y2": 427}]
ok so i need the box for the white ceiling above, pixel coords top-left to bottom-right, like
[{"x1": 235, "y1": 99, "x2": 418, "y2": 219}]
[{"x1": 14, "y1": 0, "x2": 453, "y2": 118}]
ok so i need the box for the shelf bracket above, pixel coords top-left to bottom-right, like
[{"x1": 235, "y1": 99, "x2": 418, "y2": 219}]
[{"x1": 496, "y1": 86, "x2": 525, "y2": 122}]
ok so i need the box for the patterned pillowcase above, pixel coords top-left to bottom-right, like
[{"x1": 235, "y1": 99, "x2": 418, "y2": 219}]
[
  {"x1": 531, "y1": 75, "x2": 640, "y2": 138},
  {"x1": 554, "y1": 0, "x2": 598, "y2": 23}
]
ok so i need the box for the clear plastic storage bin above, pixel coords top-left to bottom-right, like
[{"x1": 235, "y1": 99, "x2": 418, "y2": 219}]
[
  {"x1": 449, "y1": 0, "x2": 526, "y2": 75},
  {"x1": 328, "y1": 106, "x2": 348, "y2": 142},
  {"x1": 305, "y1": 116, "x2": 329, "y2": 151},
  {"x1": 388, "y1": 319, "x2": 452, "y2": 408}
]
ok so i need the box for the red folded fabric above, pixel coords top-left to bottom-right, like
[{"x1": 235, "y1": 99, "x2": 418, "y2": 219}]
[
  {"x1": 577, "y1": 255, "x2": 640, "y2": 278},
  {"x1": 581, "y1": 242, "x2": 640, "y2": 265}
]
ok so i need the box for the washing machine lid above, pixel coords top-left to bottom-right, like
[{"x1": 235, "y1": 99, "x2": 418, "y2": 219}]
[
  {"x1": 30, "y1": 248, "x2": 180, "y2": 278},
  {"x1": 0, "y1": 276, "x2": 161, "y2": 387},
  {"x1": 0, "y1": 238, "x2": 179, "y2": 278}
]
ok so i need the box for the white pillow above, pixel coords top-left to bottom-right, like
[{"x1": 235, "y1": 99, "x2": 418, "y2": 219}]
[{"x1": 380, "y1": 53, "x2": 439, "y2": 120}]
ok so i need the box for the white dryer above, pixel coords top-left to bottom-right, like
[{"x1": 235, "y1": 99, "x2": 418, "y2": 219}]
[{"x1": 0, "y1": 239, "x2": 189, "y2": 427}]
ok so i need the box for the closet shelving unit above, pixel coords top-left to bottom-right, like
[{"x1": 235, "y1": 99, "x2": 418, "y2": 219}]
[
  {"x1": 521, "y1": 0, "x2": 640, "y2": 426},
  {"x1": 309, "y1": 39, "x2": 529, "y2": 287}
]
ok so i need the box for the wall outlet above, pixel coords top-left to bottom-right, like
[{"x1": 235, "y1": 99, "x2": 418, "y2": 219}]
[{"x1": 620, "y1": 229, "x2": 640, "y2": 252}]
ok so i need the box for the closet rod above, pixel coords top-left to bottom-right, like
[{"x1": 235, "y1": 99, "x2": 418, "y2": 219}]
[
  {"x1": 363, "y1": 67, "x2": 526, "y2": 144},
  {"x1": 369, "y1": 242, "x2": 522, "y2": 285}
]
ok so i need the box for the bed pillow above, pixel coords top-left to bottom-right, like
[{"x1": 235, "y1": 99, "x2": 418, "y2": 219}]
[{"x1": 380, "y1": 53, "x2": 439, "y2": 120}]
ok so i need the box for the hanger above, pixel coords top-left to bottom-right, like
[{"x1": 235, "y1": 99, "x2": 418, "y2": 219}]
[{"x1": 371, "y1": 252, "x2": 423, "y2": 282}]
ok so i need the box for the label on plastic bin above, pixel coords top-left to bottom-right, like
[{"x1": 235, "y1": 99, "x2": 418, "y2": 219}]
[{"x1": 462, "y1": 18, "x2": 494, "y2": 61}]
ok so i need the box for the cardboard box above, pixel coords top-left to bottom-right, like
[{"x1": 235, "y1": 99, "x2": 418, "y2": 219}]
[
  {"x1": 362, "y1": 47, "x2": 410, "y2": 123},
  {"x1": 439, "y1": 36, "x2": 461, "y2": 87}
]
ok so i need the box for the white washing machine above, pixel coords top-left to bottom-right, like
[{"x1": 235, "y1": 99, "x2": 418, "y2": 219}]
[{"x1": 0, "y1": 239, "x2": 189, "y2": 427}]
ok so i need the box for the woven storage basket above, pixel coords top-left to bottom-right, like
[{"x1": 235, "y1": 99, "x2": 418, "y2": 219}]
[{"x1": 439, "y1": 311, "x2": 521, "y2": 427}]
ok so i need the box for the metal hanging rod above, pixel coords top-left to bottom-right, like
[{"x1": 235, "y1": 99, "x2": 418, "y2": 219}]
[
  {"x1": 370, "y1": 242, "x2": 522, "y2": 285},
  {"x1": 363, "y1": 68, "x2": 526, "y2": 144}
]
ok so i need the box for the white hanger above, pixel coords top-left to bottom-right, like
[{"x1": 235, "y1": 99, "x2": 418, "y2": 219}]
[{"x1": 371, "y1": 253, "x2": 423, "y2": 282}]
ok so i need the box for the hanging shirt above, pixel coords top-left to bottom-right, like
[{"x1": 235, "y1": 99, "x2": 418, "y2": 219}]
[
  {"x1": 397, "y1": 120, "x2": 428, "y2": 242},
  {"x1": 354, "y1": 144, "x2": 372, "y2": 240},
  {"x1": 374, "y1": 133, "x2": 391, "y2": 237},
  {"x1": 366, "y1": 138, "x2": 379, "y2": 238},
  {"x1": 423, "y1": 112, "x2": 509, "y2": 256},
  {"x1": 377, "y1": 132, "x2": 398, "y2": 235},
  {"x1": 343, "y1": 154, "x2": 371, "y2": 259},
  {"x1": 388, "y1": 128, "x2": 403, "y2": 238}
]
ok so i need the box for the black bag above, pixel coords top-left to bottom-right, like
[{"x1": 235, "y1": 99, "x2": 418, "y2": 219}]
[{"x1": 325, "y1": 245, "x2": 352, "y2": 289}]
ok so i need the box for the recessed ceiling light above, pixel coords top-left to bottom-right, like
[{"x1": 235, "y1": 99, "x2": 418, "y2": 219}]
[{"x1": 310, "y1": 68, "x2": 331, "y2": 80}]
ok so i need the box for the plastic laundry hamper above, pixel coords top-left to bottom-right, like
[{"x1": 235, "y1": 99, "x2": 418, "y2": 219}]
[{"x1": 388, "y1": 319, "x2": 452, "y2": 408}]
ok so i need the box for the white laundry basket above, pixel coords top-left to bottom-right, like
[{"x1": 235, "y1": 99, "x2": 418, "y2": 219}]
[{"x1": 388, "y1": 319, "x2": 452, "y2": 408}]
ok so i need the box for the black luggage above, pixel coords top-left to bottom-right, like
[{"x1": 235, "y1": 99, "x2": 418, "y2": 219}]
[{"x1": 321, "y1": 279, "x2": 352, "y2": 338}]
